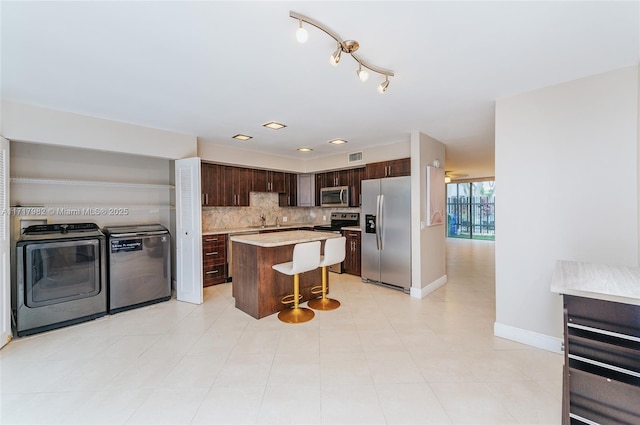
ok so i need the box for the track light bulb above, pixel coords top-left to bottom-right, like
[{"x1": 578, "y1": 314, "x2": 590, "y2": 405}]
[
  {"x1": 378, "y1": 77, "x2": 390, "y2": 94},
  {"x1": 296, "y1": 20, "x2": 308, "y2": 43},
  {"x1": 357, "y1": 64, "x2": 369, "y2": 82},
  {"x1": 329, "y1": 46, "x2": 341, "y2": 66}
]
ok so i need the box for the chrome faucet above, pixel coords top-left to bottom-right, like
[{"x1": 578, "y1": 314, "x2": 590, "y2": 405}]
[{"x1": 260, "y1": 214, "x2": 266, "y2": 228}]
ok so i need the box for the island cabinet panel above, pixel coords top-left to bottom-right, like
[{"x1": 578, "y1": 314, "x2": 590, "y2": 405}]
[
  {"x1": 231, "y1": 240, "x2": 325, "y2": 319},
  {"x1": 562, "y1": 295, "x2": 640, "y2": 425},
  {"x1": 203, "y1": 234, "x2": 227, "y2": 286}
]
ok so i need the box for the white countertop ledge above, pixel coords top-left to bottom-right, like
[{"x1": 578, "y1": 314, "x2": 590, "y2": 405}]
[
  {"x1": 551, "y1": 260, "x2": 640, "y2": 306},
  {"x1": 230, "y1": 230, "x2": 340, "y2": 247}
]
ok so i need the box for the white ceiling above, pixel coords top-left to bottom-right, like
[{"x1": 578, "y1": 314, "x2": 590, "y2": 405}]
[{"x1": 2, "y1": 1, "x2": 639, "y2": 179}]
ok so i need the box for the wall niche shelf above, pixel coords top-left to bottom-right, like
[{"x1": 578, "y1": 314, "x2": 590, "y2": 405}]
[
  {"x1": 10, "y1": 177, "x2": 174, "y2": 190},
  {"x1": 10, "y1": 204, "x2": 174, "y2": 211}
]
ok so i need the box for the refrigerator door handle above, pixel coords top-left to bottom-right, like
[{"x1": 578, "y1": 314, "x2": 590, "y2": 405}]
[{"x1": 377, "y1": 194, "x2": 384, "y2": 250}]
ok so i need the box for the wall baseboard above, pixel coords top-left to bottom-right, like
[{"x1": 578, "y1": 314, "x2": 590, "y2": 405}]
[
  {"x1": 494, "y1": 322, "x2": 563, "y2": 353},
  {"x1": 410, "y1": 275, "x2": 447, "y2": 298}
]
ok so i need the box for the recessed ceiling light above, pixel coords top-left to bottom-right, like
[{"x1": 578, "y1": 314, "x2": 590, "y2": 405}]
[
  {"x1": 232, "y1": 134, "x2": 252, "y2": 141},
  {"x1": 329, "y1": 139, "x2": 348, "y2": 145},
  {"x1": 297, "y1": 147, "x2": 313, "y2": 152},
  {"x1": 262, "y1": 121, "x2": 287, "y2": 130}
]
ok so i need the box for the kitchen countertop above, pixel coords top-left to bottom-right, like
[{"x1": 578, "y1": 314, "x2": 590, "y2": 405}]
[
  {"x1": 203, "y1": 223, "x2": 314, "y2": 236},
  {"x1": 551, "y1": 260, "x2": 640, "y2": 306},
  {"x1": 230, "y1": 230, "x2": 340, "y2": 247}
]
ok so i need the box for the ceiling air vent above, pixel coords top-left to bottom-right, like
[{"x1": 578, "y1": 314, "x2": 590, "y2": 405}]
[{"x1": 348, "y1": 152, "x2": 363, "y2": 163}]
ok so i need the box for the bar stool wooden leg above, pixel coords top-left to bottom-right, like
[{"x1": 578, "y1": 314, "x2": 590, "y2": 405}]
[
  {"x1": 278, "y1": 273, "x2": 315, "y2": 323},
  {"x1": 308, "y1": 266, "x2": 340, "y2": 311}
]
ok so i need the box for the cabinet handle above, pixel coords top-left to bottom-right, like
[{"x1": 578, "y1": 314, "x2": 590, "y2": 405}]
[
  {"x1": 205, "y1": 238, "x2": 218, "y2": 242},
  {"x1": 567, "y1": 323, "x2": 640, "y2": 343},
  {"x1": 568, "y1": 354, "x2": 640, "y2": 378},
  {"x1": 206, "y1": 270, "x2": 219, "y2": 275},
  {"x1": 202, "y1": 193, "x2": 205, "y2": 205},
  {"x1": 205, "y1": 252, "x2": 218, "y2": 256}
]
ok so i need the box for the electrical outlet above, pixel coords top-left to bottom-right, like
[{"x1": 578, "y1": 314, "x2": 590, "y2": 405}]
[
  {"x1": 282, "y1": 216, "x2": 288, "y2": 222},
  {"x1": 323, "y1": 215, "x2": 327, "y2": 221}
]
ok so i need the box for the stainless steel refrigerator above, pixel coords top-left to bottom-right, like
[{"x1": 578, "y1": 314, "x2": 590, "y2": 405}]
[{"x1": 361, "y1": 176, "x2": 411, "y2": 291}]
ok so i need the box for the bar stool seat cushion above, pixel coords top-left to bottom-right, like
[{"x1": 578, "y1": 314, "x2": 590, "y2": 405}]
[
  {"x1": 272, "y1": 241, "x2": 321, "y2": 275},
  {"x1": 318, "y1": 236, "x2": 346, "y2": 267}
]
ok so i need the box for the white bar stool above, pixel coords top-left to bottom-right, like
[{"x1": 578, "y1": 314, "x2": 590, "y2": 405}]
[
  {"x1": 308, "y1": 236, "x2": 346, "y2": 311},
  {"x1": 272, "y1": 241, "x2": 321, "y2": 324}
]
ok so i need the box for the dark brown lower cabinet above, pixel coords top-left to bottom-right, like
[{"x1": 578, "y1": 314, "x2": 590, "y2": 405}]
[
  {"x1": 203, "y1": 234, "x2": 228, "y2": 286},
  {"x1": 343, "y1": 230, "x2": 361, "y2": 276},
  {"x1": 562, "y1": 295, "x2": 640, "y2": 425}
]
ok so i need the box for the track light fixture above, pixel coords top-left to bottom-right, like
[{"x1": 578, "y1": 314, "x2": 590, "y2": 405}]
[
  {"x1": 330, "y1": 45, "x2": 341, "y2": 66},
  {"x1": 378, "y1": 76, "x2": 390, "y2": 93},
  {"x1": 295, "y1": 19, "x2": 308, "y2": 43},
  {"x1": 290, "y1": 11, "x2": 394, "y2": 93},
  {"x1": 357, "y1": 63, "x2": 369, "y2": 82}
]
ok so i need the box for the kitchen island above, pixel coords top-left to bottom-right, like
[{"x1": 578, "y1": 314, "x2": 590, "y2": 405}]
[
  {"x1": 551, "y1": 260, "x2": 640, "y2": 425},
  {"x1": 230, "y1": 230, "x2": 341, "y2": 319}
]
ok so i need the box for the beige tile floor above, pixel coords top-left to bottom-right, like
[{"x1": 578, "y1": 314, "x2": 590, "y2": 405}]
[{"x1": 0, "y1": 239, "x2": 563, "y2": 424}]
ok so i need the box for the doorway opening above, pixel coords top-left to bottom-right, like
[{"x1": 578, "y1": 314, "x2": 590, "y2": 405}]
[{"x1": 446, "y1": 180, "x2": 495, "y2": 240}]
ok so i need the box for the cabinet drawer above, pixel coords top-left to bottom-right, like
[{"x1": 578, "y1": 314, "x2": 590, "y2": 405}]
[
  {"x1": 565, "y1": 295, "x2": 640, "y2": 338},
  {"x1": 568, "y1": 367, "x2": 640, "y2": 424},
  {"x1": 203, "y1": 245, "x2": 226, "y2": 257},
  {"x1": 203, "y1": 253, "x2": 226, "y2": 266},
  {"x1": 568, "y1": 325, "x2": 640, "y2": 375},
  {"x1": 203, "y1": 264, "x2": 227, "y2": 286},
  {"x1": 203, "y1": 235, "x2": 227, "y2": 244}
]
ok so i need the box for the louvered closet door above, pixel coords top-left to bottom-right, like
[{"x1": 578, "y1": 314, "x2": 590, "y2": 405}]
[
  {"x1": 175, "y1": 157, "x2": 203, "y2": 304},
  {"x1": 0, "y1": 138, "x2": 11, "y2": 348}
]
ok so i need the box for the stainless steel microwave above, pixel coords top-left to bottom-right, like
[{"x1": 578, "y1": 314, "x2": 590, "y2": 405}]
[{"x1": 320, "y1": 186, "x2": 350, "y2": 207}]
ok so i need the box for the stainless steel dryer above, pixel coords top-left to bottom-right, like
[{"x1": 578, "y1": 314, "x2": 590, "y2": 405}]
[
  {"x1": 104, "y1": 224, "x2": 171, "y2": 313},
  {"x1": 14, "y1": 223, "x2": 108, "y2": 336}
]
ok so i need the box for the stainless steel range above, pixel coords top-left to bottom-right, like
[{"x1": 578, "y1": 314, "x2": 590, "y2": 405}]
[{"x1": 313, "y1": 212, "x2": 359, "y2": 273}]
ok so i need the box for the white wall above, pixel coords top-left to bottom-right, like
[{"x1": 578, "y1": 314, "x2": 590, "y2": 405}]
[
  {"x1": 9, "y1": 141, "x2": 173, "y2": 234},
  {"x1": 2, "y1": 101, "x2": 197, "y2": 159},
  {"x1": 306, "y1": 140, "x2": 411, "y2": 173},
  {"x1": 495, "y1": 65, "x2": 639, "y2": 351},
  {"x1": 410, "y1": 131, "x2": 447, "y2": 297},
  {"x1": 198, "y1": 142, "x2": 304, "y2": 172},
  {"x1": 198, "y1": 138, "x2": 411, "y2": 173}
]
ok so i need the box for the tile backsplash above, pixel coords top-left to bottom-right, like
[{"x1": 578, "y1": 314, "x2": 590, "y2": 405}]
[{"x1": 202, "y1": 192, "x2": 359, "y2": 232}]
